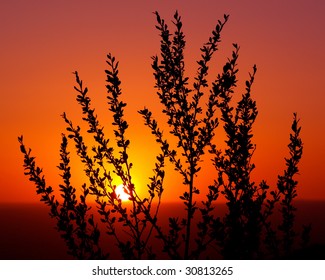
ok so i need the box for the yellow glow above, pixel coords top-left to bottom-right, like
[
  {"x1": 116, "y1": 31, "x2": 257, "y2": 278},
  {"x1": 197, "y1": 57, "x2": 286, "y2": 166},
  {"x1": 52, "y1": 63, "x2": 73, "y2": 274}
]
[{"x1": 115, "y1": 184, "x2": 131, "y2": 201}]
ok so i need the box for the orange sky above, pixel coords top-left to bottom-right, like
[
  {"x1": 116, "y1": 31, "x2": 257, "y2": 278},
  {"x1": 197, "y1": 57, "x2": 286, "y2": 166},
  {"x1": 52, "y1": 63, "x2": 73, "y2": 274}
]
[{"x1": 0, "y1": 0, "x2": 324, "y2": 203}]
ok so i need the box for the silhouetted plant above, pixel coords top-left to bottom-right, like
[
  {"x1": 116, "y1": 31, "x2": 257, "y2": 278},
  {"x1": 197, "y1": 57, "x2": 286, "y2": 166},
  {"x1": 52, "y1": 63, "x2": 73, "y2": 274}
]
[
  {"x1": 19, "y1": 134, "x2": 104, "y2": 259},
  {"x1": 19, "y1": 11, "x2": 309, "y2": 259}
]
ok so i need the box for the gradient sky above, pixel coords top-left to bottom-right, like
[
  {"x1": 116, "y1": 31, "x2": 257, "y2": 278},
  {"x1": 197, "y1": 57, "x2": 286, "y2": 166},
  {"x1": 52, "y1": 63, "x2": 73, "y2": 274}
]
[{"x1": 0, "y1": 0, "x2": 324, "y2": 203}]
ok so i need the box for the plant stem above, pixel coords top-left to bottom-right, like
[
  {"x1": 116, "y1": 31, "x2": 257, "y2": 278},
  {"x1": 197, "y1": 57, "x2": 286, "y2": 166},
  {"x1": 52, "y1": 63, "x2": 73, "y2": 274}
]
[{"x1": 184, "y1": 169, "x2": 194, "y2": 259}]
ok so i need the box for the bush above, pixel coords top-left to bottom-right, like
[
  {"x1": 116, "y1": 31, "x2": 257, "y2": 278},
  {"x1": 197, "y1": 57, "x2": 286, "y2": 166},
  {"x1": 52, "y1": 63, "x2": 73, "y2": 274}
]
[{"x1": 18, "y1": 11, "x2": 309, "y2": 259}]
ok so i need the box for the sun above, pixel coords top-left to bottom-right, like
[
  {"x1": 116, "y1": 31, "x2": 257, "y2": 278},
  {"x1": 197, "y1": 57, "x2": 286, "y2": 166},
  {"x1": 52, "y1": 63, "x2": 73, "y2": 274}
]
[{"x1": 115, "y1": 184, "x2": 131, "y2": 201}]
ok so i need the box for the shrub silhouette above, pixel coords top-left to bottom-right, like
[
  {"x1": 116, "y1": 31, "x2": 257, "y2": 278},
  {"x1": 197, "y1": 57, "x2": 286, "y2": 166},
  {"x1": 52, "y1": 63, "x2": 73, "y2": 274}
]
[{"x1": 18, "y1": 11, "x2": 309, "y2": 259}]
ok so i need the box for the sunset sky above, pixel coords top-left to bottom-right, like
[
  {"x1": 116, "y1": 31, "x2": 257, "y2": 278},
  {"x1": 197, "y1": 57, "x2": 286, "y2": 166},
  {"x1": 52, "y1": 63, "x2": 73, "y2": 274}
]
[{"x1": 1, "y1": 0, "x2": 324, "y2": 203}]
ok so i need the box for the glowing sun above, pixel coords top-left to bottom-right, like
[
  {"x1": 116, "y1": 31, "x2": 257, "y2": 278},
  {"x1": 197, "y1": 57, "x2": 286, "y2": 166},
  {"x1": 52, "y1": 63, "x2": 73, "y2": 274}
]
[{"x1": 115, "y1": 184, "x2": 131, "y2": 201}]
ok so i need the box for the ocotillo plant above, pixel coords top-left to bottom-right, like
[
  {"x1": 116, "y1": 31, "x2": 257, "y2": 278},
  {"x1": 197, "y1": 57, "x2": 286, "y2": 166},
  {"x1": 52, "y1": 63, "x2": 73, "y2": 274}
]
[{"x1": 19, "y1": 11, "x2": 308, "y2": 259}]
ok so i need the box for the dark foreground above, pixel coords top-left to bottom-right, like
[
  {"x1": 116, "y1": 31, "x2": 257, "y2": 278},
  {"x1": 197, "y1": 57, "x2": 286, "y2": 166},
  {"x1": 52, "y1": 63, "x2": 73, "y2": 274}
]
[{"x1": 0, "y1": 200, "x2": 324, "y2": 260}]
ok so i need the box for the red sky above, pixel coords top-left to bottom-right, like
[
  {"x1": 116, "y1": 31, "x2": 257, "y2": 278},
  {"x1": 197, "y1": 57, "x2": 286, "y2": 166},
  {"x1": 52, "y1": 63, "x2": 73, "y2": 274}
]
[{"x1": 0, "y1": 0, "x2": 324, "y2": 203}]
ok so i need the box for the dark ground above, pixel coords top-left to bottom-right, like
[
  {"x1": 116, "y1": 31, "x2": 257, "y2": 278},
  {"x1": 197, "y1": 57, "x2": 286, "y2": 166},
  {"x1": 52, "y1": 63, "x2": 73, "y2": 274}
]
[{"x1": 0, "y1": 201, "x2": 324, "y2": 260}]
